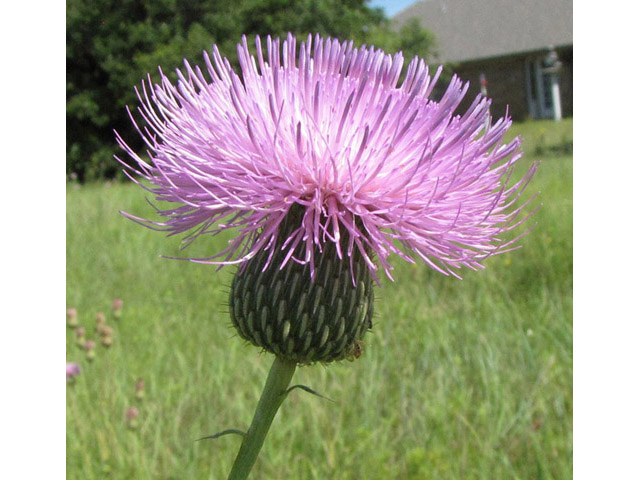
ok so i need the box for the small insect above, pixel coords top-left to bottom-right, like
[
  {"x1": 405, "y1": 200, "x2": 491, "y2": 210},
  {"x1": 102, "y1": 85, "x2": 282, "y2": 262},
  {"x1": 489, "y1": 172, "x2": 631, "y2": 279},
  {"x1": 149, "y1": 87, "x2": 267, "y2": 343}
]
[{"x1": 345, "y1": 340, "x2": 364, "y2": 361}]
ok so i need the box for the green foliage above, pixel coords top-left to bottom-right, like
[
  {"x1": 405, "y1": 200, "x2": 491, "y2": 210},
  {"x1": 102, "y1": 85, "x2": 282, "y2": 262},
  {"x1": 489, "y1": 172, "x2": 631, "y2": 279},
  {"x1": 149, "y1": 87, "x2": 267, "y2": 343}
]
[
  {"x1": 66, "y1": 0, "x2": 237, "y2": 181},
  {"x1": 377, "y1": 17, "x2": 436, "y2": 61},
  {"x1": 505, "y1": 118, "x2": 573, "y2": 156},
  {"x1": 66, "y1": 0, "x2": 436, "y2": 181},
  {"x1": 236, "y1": 0, "x2": 385, "y2": 41},
  {"x1": 66, "y1": 120, "x2": 572, "y2": 478}
]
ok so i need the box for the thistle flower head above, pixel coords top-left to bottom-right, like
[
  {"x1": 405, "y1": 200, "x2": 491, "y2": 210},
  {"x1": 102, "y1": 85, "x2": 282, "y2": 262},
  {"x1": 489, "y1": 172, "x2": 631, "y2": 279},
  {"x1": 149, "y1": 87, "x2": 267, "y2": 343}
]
[
  {"x1": 67, "y1": 308, "x2": 78, "y2": 328},
  {"x1": 95, "y1": 312, "x2": 106, "y2": 325},
  {"x1": 117, "y1": 33, "x2": 536, "y2": 283},
  {"x1": 98, "y1": 325, "x2": 114, "y2": 337},
  {"x1": 66, "y1": 362, "x2": 81, "y2": 381},
  {"x1": 135, "y1": 378, "x2": 145, "y2": 400},
  {"x1": 112, "y1": 299, "x2": 123, "y2": 311},
  {"x1": 135, "y1": 378, "x2": 145, "y2": 392},
  {"x1": 126, "y1": 406, "x2": 139, "y2": 421},
  {"x1": 112, "y1": 298, "x2": 123, "y2": 319},
  {"x1": 125, "y1": 406, "x2": 140, "y2": 429}
]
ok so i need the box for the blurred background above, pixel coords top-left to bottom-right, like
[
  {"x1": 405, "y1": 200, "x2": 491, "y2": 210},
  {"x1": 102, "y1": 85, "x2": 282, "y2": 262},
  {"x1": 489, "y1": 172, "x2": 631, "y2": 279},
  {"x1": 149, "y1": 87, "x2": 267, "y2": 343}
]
[{"x1": 66, "y1": 1, "x2": 572, "y2": 479}]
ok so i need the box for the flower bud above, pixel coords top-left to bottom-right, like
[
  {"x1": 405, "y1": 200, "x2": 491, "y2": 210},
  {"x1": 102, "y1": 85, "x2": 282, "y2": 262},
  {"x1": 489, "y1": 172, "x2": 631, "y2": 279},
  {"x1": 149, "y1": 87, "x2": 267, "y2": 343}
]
[
  {"x1": 95, "y1": 312, "x2": 106, "y2": 326},
  {"x1": 75, "y1": 327, "x2": 86, "y2": 346},
  {"x1": 135, "y1": 378, "x2": 145, "y2": 400},
  {"x1": 230, "y1": 205, "x2": 374, "y2": 364},
  {"x1": 99, "y1": 325, "x2": 114, "y2": 338},
  {"x1": 83, "y1": 339, "x2": 96, "y2": 361},
  {"x1": 101, "y1": 336, "x2": 113, "y2": 348},
  {"x1": 112, "y1": 298, "x2": 123, "y2": 320},
  {"x1": 67, "y1": 308, "x2": 78, "y2": 328},
  {"x1": 125, "y1": 406, "x2": 139, "y2": 429}
]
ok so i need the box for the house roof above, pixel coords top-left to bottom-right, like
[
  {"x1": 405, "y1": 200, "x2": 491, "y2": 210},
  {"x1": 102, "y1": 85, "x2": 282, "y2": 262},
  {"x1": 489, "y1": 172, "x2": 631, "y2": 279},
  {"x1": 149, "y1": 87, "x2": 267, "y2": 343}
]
[{"x1": 393, "y1": 0, "x2": 573, "y2": 63}]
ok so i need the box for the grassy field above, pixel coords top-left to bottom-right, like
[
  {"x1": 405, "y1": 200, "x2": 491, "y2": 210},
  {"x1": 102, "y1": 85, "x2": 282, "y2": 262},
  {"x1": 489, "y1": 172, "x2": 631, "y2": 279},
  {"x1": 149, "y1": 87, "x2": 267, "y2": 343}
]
[{"x1": 66, "y1": 118, "x2": 572, "y2": 479}]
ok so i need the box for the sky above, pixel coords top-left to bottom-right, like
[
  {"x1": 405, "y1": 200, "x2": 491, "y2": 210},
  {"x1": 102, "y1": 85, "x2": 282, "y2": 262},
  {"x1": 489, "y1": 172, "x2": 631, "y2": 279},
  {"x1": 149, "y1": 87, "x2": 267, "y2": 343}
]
[{"x1": 369, "y1": 0, "x2": 418, "y2": 17}]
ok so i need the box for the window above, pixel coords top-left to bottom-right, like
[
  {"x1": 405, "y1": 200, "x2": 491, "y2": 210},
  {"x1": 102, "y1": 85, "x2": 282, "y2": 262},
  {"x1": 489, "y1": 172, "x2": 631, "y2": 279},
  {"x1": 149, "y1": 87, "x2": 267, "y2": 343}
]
[{"x1": 525, "y1": 56, "x2": 560, "y2": 120}]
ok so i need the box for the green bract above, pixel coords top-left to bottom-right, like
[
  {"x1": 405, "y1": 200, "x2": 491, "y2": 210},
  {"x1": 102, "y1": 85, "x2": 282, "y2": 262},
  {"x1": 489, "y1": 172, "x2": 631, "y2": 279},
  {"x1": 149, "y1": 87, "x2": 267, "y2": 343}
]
[{"x1": 230, "y1": 205, "x2": 374, "y2": 364}]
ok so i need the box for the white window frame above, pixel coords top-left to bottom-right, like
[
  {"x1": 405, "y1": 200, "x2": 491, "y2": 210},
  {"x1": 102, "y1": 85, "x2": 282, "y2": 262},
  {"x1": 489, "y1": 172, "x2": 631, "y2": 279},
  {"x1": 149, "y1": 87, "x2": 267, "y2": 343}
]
[{"x1": 525, "y1": 57, "x2": 557, "y2": 120}]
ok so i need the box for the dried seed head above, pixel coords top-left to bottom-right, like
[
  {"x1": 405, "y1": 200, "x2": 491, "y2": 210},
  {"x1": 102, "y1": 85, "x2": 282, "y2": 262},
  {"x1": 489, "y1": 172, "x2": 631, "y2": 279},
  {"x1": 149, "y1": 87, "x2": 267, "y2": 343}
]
[{"x1": 230, "y1": 205, "x2": 374, "y2": 364}]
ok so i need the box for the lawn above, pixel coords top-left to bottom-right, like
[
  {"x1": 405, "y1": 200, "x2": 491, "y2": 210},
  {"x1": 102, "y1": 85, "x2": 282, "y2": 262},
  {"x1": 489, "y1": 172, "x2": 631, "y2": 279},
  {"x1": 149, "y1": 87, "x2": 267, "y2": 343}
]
[{"x1": 66, "y1": 118, "x2": 573, "y2": 479}]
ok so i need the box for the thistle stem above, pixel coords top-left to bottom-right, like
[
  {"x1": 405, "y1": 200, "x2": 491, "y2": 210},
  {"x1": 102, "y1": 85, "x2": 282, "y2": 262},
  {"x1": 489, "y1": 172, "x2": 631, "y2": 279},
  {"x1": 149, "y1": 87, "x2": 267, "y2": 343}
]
[{"x1": 227, "y1": 356, "x2": 297, "y2": 480}]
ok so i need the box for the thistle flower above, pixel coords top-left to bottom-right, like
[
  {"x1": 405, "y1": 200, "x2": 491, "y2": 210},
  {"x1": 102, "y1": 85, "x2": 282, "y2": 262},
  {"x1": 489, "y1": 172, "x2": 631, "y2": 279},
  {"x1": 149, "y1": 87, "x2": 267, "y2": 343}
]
[
  {"x1": 83, "y1": 339, "x2": 96, "y2": 361},
  {"x1": 117, "y1": 33, "x2": 538, "y2": 478},
  {"x1": 112, "y1": 298, "x2": 123, "y2": 319},
  {"x1": 66, "y1": 362, "x2": 81, "y2": 382},
  {"x1": 117, "y1": 34, "x2": 536, "y2": 363},
  {"x1": 95, "y1": 312, "x2": 107, "y2": 335},
  {"x1": 125, "y1": 406, "x2": 139, "y2": 429},
  {"x1": 135, "y1": 378, "x2": 145, "y2": 400},
  {"x1": 67, "y1": 308, "x2": 78, "y2": 328},
  {"x1": 98, "y1": 325, "x2": 113, "y2": 338},
  {"x1": 75, "y1": 326, "x2": 86, "y2": 346}
]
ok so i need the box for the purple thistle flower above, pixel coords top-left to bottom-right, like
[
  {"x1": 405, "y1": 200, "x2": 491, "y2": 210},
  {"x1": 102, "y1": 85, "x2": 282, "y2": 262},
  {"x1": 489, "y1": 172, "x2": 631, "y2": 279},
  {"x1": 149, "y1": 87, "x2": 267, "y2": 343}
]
[
  {"x1": 66, "y1": 362, "x2": 81, "y2": 381},
  {"x1": 67, "y1": 308, "x2": 78, "y2": 328},
  {"x1": 116, "y1": 34, "x2": 536, "y2": 282}
]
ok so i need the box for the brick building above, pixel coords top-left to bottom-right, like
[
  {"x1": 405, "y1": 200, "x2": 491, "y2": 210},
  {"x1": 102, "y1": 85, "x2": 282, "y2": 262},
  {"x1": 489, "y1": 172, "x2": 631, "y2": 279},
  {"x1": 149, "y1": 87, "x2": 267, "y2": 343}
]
[{"x1": 393, "y1": 0, "x2": 573, "y2": 121}]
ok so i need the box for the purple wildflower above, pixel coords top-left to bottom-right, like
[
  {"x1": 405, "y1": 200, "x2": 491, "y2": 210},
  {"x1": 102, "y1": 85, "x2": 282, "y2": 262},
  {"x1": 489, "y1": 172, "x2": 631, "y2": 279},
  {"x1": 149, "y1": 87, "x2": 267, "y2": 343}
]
[
  {"x1": 126, "y1": 406, "x2": 139, "y2": 420},
  {"x1": 117, "y1": 34, "x2": 536, "y2": 282},
  {"x1": 135, "y1": 378, "x2": 145, "y2": 400},
  {"x1": 67, "y1": 308, "x2": 78, "y2": 328},
  {"x1": 125, "y1": 406, "x2": 140, "y2": 429},
  {"x1": 66, "y1": 362, "x2": 81, "y2": 381},
  {"x1": 112, "y1": 298, "x2": 123, "y2": 311}
]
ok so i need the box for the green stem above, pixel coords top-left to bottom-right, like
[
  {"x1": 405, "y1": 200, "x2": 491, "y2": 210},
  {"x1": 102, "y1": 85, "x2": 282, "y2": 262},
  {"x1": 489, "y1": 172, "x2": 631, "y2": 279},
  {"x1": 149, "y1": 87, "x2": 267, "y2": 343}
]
[{"x1": 227, "y1": 356, "x2": 297, "y2": 480}]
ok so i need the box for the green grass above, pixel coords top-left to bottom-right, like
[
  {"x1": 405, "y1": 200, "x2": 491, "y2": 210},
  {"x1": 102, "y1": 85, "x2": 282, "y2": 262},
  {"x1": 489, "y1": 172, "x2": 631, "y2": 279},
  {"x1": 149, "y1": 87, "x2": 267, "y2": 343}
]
[{"x1": 66, "y1": 119, "x2": 572, "y2": 479}]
